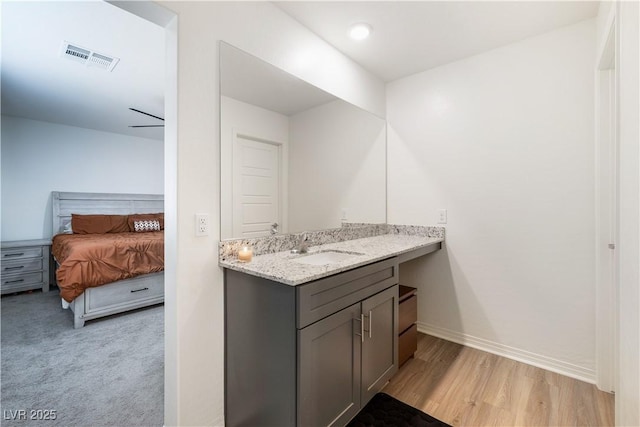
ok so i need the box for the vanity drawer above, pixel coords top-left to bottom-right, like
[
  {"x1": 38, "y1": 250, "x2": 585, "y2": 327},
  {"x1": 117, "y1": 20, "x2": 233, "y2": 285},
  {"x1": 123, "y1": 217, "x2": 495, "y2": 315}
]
[
  {"x1": 399, "y1": 295, "x2": 417, "y2": 333},
  {"x1": 398, "y1": 285, "x2": 418, "y2": 366},
  {"x1": 85, "y1": 273, "x2": 164, "y2": 312},
  {"x1": 297, "y1": 257, "x2": 398, "y2": 329},
  {"x1": 2, "y1": 258, "x2": 43, "y2": 275},
  {"x1": 1, "y1": 246, "x2": 42, "y2": 260},
  {"x1": 399, "y1": 324, "x2": 418, "y2": 366}
]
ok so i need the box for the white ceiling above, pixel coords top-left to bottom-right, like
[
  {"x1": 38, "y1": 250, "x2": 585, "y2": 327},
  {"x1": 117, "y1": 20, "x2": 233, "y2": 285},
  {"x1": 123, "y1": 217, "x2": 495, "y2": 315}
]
[
  {"x1": 1, "y1": 1, "x2": 165, "y2": 140},
  {"x1": 274, "y1": 1, "x2": 600, "y2": 82},
  {"x1": 1, "y1": 1, "x2": 600, "y2": 139}
]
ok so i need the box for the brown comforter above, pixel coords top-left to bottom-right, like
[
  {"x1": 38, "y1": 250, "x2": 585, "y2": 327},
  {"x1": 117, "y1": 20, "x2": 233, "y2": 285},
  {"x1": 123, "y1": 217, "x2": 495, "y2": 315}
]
[{"x1": 52, "y1": 232, "x2": 164, "y2": 302}]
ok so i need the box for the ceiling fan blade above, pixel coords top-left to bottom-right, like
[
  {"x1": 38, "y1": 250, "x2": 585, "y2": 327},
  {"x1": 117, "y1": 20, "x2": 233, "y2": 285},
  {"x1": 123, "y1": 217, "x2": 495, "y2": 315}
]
[
  {"x1": 129, "y1": 125, "x2": 165, "y2": 128},
  {"x1": 129, "y1": 108, "x2": 164, "y2": 121}
]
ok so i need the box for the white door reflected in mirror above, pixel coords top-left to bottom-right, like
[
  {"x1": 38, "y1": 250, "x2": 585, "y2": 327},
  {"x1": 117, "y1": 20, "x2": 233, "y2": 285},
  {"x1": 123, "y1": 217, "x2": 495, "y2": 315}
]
[{"x1": 232, "y1": 134, "x2": 282, "y2": 238}]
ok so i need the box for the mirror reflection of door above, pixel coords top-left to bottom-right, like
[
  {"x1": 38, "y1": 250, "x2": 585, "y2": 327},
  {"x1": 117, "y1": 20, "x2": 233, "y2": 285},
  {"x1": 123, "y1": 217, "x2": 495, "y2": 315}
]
[{"x1": 232, "y1": 133, "x2": 282, "y2": 237}]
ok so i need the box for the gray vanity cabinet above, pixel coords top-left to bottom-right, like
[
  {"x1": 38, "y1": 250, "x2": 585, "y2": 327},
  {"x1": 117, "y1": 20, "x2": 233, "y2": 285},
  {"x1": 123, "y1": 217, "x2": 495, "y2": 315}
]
[
  {"x1": 361, "y1": 286, "x2": 398, "y2": 403},
  {"x1": 298, "y1": 302, "x2": 362, "y2": 427},
  {"x1": 225, "y1": 257, "x2": 399, "y2": 427},
  {"x1": 298, "y1": 285, "x2": 399, "y2": 427}
]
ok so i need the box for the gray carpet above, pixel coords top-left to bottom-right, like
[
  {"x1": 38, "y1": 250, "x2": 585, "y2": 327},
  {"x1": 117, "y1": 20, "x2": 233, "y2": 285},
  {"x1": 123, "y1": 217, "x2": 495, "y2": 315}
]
[{"x1": 1, "y1": 290, "x2": 163, "y2": 427}]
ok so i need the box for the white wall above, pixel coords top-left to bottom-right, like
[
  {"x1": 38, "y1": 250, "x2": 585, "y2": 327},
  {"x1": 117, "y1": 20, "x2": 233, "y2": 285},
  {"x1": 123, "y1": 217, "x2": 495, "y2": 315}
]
[
  {"x1": 289, "y1": 100, "x2": 386, "y2": 232},
  {"x1": 158, "y1": 2, "x2": 385, "y2": 425},
  {"x1": 387, "y1": 20, "x2": 597, "y2": 380},
  {"x1": 220, "y1": 96, "x2": 290, "y2": 239},
  {"x1": 0, "y1": 115, "x2": 163, "y2": 241}
]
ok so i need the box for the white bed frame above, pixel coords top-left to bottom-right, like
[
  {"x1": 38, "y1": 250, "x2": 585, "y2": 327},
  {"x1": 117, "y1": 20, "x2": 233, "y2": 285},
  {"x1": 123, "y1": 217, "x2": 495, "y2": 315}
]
[{"x1": 52, "y1": 191, "x2": 164, "y2": 328}]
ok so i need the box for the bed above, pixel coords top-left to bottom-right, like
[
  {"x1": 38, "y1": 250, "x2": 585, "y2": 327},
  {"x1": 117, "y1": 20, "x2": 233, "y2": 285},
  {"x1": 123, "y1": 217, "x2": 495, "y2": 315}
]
[{"x1": 51, "y1": 191, "x2": 164, "y2": 328}]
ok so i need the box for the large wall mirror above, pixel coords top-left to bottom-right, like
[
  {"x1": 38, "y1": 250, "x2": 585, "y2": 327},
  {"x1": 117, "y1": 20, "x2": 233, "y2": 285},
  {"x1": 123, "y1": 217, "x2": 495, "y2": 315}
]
[{"x1": 220, "y1": 42, "x2": 386, "y2": 240}]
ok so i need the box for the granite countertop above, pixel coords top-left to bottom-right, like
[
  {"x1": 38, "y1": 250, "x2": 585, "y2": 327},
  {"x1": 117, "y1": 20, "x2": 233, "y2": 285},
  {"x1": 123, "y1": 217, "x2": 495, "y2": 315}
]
[{"x1": 219, "y1": 233, "x2": 443, "y2": 286}]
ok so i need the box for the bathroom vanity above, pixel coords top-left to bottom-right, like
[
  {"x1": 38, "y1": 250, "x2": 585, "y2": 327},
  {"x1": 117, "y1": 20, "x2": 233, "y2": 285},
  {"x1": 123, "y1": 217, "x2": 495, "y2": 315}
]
[
  {"x1": 218, "y1": 41, "x2": 445, "y2": 427},
  {"x1": 221, "y1": 227, "x2": 443, "y2": 427}
]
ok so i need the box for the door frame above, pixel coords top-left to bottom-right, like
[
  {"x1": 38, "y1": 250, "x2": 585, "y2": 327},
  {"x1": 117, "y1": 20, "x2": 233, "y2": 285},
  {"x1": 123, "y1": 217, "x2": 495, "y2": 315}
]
[{"x1": 594, "y1": 9, "x2": 618, "y2": 393}]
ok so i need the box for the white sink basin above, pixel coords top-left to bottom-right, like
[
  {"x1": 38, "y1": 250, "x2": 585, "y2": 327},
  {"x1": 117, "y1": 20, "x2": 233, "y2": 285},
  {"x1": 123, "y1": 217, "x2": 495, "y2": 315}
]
[{"x1": 293, "y1": 250, "x2": 363, "y2": 266}]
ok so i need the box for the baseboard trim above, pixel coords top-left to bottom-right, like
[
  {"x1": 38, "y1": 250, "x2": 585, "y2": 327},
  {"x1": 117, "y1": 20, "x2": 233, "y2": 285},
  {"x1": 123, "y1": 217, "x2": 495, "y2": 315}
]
[{"x1": 417, "y1": 322, "x2": 596, "y2": 384}]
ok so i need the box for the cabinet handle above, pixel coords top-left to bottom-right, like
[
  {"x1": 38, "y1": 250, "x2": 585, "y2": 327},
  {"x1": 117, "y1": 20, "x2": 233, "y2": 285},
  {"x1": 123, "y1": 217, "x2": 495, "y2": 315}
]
[
  {"x1": 4, "y1": 253, "x2": 24, "y2": 258},
  {"x1": 3, "y1": 266, "x2": 25, "y2": 271},
  {"x1": 4, "y1": 279, "x2": 25, "y2": 284},
  {"x1": 354, "y1": 314, "x2": 364, "y2": 343},
  {"x1": 368, "y1": 310, "x2": 373, "y2": 338},
  {"x1": 131, "y1": 287, "x2": 149, "y2": 293}
]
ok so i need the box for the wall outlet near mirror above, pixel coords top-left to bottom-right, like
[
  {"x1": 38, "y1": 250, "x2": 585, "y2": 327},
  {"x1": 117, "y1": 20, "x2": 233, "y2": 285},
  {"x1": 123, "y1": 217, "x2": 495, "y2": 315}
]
[
  {"x1": 341, "y1": 208, "x2": 348, "y2": 221},
  {"x1": 438, "y1": 209, "x2": 447, "y2": 224},
  {"x1": 196, "y1": 213, "x2": 210, "y2": 236}
]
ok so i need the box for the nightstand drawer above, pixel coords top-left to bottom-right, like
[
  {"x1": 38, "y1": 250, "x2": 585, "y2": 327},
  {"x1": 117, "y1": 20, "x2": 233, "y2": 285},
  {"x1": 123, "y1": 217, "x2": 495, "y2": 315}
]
[
  {"x1": 1, "y1": 239, "x2": 51, "y2": 294},
  {"x1": 2, "y1": 272, "x2": 44, "y2": 291},
  {"x1": 1, "y1": 246, "x2": 42, "y2": 260},
  {"x1": 2, "y1": 258, "x2": 43, "y2": 275}
]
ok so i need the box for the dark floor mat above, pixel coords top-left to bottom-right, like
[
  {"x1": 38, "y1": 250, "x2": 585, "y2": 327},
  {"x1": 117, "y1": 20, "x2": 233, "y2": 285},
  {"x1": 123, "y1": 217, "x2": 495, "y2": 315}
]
[{"x1": 347, "y1": 393, "x2": 451, "y2": 427}]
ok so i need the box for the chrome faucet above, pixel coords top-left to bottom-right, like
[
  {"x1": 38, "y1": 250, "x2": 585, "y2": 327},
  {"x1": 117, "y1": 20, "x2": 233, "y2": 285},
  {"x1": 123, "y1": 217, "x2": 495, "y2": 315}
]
[{"x1": 291, "y1": 233, "x2": 309, "y2": 254}]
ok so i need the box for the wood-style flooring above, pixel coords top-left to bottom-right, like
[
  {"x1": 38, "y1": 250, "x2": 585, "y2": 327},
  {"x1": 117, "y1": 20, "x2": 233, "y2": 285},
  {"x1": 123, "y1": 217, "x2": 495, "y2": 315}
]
[{"x1": 383, "y1": 333, "x2": 614, "y2": 427}]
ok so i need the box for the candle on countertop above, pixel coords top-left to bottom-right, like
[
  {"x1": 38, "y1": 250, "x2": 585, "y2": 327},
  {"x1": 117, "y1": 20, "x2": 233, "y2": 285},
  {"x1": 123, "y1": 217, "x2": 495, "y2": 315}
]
[{"x1": 238, "y1": 246, "x2": 253, "y2": 262}]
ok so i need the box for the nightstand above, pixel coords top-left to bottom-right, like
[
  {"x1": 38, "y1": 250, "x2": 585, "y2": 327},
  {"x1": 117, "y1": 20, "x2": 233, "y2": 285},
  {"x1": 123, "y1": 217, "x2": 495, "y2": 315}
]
[
  {"x1": 398, "y1": 285, "x2": 418, "y2": 367},
  {"x1": 1, "y1": 239, "x2": 51, "y2": 294}
]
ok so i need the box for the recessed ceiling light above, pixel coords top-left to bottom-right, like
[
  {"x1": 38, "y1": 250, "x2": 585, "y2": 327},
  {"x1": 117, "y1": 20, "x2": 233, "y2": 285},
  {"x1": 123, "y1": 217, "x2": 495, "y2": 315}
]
[{"x1": 348, "y1": 23, "x2": 372, "y2": 41}]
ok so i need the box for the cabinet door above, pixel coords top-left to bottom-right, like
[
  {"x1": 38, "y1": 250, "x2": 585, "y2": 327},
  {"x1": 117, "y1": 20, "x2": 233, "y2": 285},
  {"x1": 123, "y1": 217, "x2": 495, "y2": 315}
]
[
  {"x1": 361, "y1": 285, "x2": 398, "y2": 404},
  {"x1": 298, "y1": 303, "x2": 361, "y2": 427}
]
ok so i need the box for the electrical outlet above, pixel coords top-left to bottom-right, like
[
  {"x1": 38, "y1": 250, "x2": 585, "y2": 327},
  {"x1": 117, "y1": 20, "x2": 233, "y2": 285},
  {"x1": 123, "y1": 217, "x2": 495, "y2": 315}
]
[
  {"x1": 341, "y1": 208, "x2": 348, "y2": 221},
  {"x1": 195, "y1": 213, "x2": 209, "y2": 236},
  {"x1": 438, "y1": 209, "x2": 447, "y2": 224}
]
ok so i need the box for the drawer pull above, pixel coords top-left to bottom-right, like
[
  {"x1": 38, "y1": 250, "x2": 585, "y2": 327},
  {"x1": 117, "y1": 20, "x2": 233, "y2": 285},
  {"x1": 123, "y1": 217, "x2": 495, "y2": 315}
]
[
  {"x1": 4, "y1": 253, "x2": 24, "y2": 258},
  {"x1": 131, "y1": 287, "x2": 149, "y2": 293},
  {"x1": 4, "y1": 266, "x2": 25, "y2": 271},
  {"x1": 368, "y1": 310, "x2": 373, "y2": 338},
  {"x1": 354, "y1": 314, "x2": 365, "y2": 343},
  {"x1": 4, "y1": 279, "x2": 25, "y2": 284}
]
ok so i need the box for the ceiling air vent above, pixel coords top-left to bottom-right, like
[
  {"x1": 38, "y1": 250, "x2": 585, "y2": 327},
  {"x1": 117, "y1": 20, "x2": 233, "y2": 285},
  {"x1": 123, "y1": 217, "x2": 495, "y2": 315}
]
[
  {"x1": 64, "y1": 44, "x2": 90, "y2": 61},
  {"x1": 60, "y1": 41, "x2": 120, "y2": 72}
]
